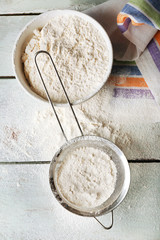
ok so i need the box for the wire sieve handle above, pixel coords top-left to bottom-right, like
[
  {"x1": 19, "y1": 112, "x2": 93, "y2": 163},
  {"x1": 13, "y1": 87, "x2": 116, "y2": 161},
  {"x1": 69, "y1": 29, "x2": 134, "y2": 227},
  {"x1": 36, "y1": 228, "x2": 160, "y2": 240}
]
[
  {"x1": 35, "y1": 50, "x2": 84, "y2": 142},
  {"x1": 94, "y1": 210, "x2": 113, "y2": 230}
]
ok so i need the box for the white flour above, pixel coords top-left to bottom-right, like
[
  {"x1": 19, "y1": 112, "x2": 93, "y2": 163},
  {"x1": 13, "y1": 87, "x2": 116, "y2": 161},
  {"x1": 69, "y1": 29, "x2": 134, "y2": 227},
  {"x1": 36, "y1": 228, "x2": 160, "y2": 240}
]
[
  {"x1": 30, "y1": 104, "x2": 132, "y2": 163},
  {"x1": 56, "y1": 146, "x2": 117, "y2": 208},
  {"x1": 1, "y1": 78, "x2": 160, "y2": 163},
  {"x1": 22, "y1": 15, "x2": 109, "y2": 103}
]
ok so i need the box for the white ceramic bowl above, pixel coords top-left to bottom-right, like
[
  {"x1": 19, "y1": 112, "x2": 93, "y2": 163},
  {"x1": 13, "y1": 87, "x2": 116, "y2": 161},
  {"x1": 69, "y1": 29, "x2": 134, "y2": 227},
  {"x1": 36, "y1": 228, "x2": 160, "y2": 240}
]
[{"x1": 13, "y1": 10, "x2": 113, "y2": 106}]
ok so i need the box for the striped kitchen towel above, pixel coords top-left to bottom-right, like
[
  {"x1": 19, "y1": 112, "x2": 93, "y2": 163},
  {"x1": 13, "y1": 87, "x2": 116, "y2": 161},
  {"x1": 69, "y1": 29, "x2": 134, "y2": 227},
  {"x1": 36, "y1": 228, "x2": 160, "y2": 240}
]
[
  {"x1": 110, "y1": 60, "x2": 154, "y2": 100},
  {"x1": 86, "y1": 0, "x2": 160, "y2": 107},
  {"x1": 117, "y1": 0, "x2": 160, "y2": 30},
  {"x1": 117, "y1": 0, "x2": 160, "y2": 106},
  {"x1": 117, "y1": 0, "x2": 160, "y2": 58}
]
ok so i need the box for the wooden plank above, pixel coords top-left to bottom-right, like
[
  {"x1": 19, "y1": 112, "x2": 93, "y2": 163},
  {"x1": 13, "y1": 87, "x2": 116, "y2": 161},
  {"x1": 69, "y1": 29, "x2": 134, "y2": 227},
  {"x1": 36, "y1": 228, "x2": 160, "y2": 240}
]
[
  {"x1": 1, "y1": 79, "x2": 160, "y2": 162},
  {"x1": 0, "y1": 163, "x2": 159, "y2": 239},
  {"x1": 0, "y1": 16, "x2": 34, "y2": 76},
  {"x1": 0, "y1": 79, "x2": 59, "y2": 162},
  {"x1": 0, "y1": 0, "x2": 105, "y2": 14}
]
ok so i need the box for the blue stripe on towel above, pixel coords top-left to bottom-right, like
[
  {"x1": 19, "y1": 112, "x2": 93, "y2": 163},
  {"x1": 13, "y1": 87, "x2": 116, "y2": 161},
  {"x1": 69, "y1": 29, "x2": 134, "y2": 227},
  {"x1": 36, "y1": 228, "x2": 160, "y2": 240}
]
[
  {"x1": 147, "y1": 39, "x2": 160, "y2": 72},
  {"x1": 111, "y1": 65, "x2": 142, "y2": 76},
  {"x1": 146, "y1": 0, "x2": 160, "y2": 12},
  {"x1": 122, "y1": 3, "x2": 155, "y2": 27}
]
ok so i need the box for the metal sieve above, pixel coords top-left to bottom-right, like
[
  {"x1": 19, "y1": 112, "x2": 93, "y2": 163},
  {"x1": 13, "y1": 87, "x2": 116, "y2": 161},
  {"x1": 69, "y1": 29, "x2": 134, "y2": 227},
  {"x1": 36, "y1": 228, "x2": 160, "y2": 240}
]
[{"x1": 35, "y1": 50, "x2": 130, "y2": 230}]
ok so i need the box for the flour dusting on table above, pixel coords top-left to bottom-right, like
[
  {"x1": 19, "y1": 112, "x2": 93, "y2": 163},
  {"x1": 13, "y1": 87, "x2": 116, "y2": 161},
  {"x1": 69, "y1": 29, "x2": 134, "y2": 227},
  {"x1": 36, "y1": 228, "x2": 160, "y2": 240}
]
[
  {"x1": 30, "y1": 105, "x2": 131, "y2": 163},
  {"x1": 1, "y1": 78, "x2": 160, "y2": 162}
]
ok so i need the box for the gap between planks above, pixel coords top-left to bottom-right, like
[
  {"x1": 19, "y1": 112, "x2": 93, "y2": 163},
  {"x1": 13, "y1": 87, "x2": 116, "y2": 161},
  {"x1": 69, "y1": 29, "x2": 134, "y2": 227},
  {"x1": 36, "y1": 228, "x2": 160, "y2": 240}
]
[
  {"x1": 0, "y1": 76, "x2": 15, "y2": 79},
  {"x1": 0, "y1": 4, "x2": 96, "y2": 16},
  {"x1": 0, "y1": 160, "x2": 160, "y2": 165},
  {"x1": 0, "y1": 13, "x2": 41, "y2": 16}
]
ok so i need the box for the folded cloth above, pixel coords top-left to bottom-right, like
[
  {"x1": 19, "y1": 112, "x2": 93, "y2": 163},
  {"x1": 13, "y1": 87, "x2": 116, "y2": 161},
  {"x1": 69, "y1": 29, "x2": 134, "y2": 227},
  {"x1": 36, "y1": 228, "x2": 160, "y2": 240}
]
[
  {"x1": 117, "y1": 0, "x2": 159, "y2": 57},
  {"x1": 117, "y1": 0, "x2": 160, "y2": 106},
  {"x1": 85, "y1": 0, "x2": 160, "y2": 107},
  {"x1": 136, "y1": 31, "x2": 160, "y2": 106}
]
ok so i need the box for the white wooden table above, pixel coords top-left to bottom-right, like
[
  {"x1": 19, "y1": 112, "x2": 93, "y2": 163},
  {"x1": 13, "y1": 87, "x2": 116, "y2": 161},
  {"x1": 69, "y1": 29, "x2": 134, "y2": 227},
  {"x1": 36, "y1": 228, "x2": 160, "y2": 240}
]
[{"x1": 0, "y1": 0, "x2": 160, "y2": 239}]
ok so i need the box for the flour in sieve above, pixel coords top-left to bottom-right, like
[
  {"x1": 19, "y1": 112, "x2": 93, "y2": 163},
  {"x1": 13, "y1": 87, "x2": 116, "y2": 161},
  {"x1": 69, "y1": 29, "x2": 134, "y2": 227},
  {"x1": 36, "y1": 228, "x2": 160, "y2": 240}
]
[
  {"x1": 22, "y1": 15, "x2": 109, "y2": 103},
  {"x1": 57, "y1": 146, "x2": 117, "y2": 208}
]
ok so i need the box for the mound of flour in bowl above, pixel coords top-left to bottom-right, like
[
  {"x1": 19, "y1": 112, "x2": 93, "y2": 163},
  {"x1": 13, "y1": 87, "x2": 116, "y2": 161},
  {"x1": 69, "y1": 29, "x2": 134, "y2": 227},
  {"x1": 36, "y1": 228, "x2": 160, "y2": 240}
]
[
  {"x1": 57, "y1": 146, "x2": 117, "y2": 208},
  {"x1": 22, "y1": 15, "x2": 109, "y2": 103}
]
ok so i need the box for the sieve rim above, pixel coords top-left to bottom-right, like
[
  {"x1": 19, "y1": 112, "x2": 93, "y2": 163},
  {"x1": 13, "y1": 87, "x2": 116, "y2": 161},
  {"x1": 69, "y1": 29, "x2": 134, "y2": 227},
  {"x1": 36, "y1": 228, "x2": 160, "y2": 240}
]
[{"x1": 49, "y1": 135, "x2": 130, "y2": 217}]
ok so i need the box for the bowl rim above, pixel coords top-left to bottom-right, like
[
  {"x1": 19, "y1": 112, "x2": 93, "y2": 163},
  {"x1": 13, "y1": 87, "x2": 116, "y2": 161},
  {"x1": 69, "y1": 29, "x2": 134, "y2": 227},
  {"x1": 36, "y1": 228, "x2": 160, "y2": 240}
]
[
  {"x1": 49, "y1": 135, "x2": 130, "y2": 217},
  {"x1": 12, "y1": 9, "x2": 113, "y2": 107}
]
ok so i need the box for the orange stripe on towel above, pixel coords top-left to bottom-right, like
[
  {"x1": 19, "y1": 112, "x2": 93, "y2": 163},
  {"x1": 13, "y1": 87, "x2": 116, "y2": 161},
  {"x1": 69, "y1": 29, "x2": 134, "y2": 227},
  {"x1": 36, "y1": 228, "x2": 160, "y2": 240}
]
[
  {"x1": 154, "y1": 30, "x2": 160, "y2": 47},
  {"x1": 109, "y1": 76, "x2": 148, "y2": 88},
  {"x1": 117, "y1": 13, "x2": 144, "y2": 26}
]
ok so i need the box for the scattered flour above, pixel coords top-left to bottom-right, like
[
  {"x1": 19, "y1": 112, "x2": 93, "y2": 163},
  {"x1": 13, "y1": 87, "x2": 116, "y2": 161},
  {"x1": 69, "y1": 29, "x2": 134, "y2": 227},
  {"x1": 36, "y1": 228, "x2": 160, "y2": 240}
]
[
  {"x1": 2, "y1": 73, "x2": 160, "y2": 162},
  {"x1": 56, "y1": 146, "x2": 117, "y2": 208},
  {"x1": 30, "y1": 105, "x2": 132, "y2": 163},
  {"x1": 22, "y1": 15, "x2": 109, "y2": 103}
]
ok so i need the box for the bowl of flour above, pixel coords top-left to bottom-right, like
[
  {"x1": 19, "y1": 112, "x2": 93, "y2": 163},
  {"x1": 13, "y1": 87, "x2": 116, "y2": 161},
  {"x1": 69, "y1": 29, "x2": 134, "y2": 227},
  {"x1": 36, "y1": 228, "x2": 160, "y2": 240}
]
[
  {"x1": 49, "y1": 136, "x2": 130, "y2": 217},
  {"x1": 13, "y1": 10, "x2": 113, "y2": 105}
]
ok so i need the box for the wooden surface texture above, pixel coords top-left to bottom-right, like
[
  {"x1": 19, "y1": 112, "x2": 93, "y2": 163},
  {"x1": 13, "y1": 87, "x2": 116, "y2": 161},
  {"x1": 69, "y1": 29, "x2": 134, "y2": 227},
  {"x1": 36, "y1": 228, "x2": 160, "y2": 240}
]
[{"x1": 0, "y1": 0, "x2": 160, "y2": 239}]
